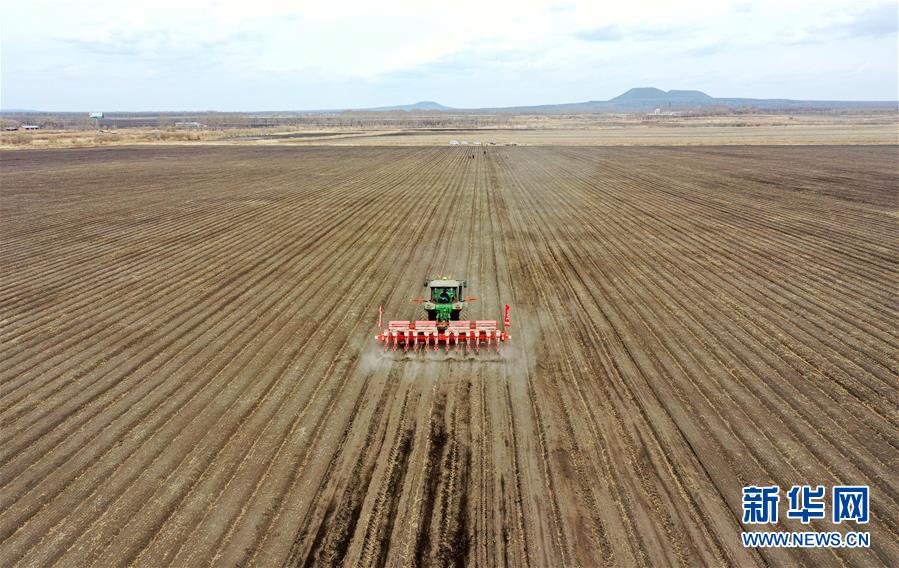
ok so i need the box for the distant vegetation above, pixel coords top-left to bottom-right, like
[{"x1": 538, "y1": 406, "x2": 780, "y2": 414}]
[{"x1": 2, "y1": 88, "x2": 895, "y2": 133}]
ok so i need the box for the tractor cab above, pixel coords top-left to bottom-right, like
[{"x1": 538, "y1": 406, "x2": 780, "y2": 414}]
[
  {"x1": 430, "y1": 284, "x2": 458, "y2": 304},
  {"x1": 423, "y1": 277, "x2": 466, "y2": 323}
]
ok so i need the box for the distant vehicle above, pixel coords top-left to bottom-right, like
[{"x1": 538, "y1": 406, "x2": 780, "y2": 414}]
[
  {"x1": 449, "y1": 140, "x2": 460, "y2": 145},
  {"x1": 21, "y1": 125, "x2": 40, "y2": 130}
]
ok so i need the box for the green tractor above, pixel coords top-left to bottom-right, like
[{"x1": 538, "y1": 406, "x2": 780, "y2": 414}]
[
  {"x1": 375, "y1": 276, "x2": 511, "y2": 351},
  {"x1": 423, "y1": 277, "x2": 468, "y2": 323}
]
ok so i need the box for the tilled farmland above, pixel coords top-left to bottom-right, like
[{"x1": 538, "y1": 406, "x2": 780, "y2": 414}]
[{"x1": 1, "y1": 145, "x2": 897, "y2": 567}]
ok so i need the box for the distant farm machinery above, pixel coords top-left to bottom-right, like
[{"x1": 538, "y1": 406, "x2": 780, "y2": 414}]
[{"x1": 375, "y1": 277, "x2": 510, "y2": 353}]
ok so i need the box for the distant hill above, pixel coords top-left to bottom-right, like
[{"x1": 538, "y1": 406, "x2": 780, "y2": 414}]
[
  {"x1": 478, "y1": 88, "x2": 896, "y2": 113},
  {"x1": 600, "y1": 87, "x2": 716, "y2": 110},
  {"x1": 350, "y1": 88, "x2": 895, "y2": 114},
  {"x1": 359, "y1": 101, "x2": 454, "y2": 112},
  {"x1": 611, "y1": 87, "x2": 714, "y2": 103}
]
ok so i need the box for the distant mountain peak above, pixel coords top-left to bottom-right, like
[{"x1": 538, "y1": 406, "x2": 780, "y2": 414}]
[
  {"x1": 611, "y1": 87, "x2": 713, "y2": 101},
  {"x1": 611, "y1": 87, "x2": 668, "y2": 100},
  {"x1": 667, "y1": 89, "x2": 713, "y2": 99},
  {"x1": 411, "y1": 101, "x2": 446, "y2": 109},
  {"x1": 467, "y1": 86, "x2": 893, "y2": 113},
  {"x1": 360, "y1": 100, "x2": 453, "y2": 112}
]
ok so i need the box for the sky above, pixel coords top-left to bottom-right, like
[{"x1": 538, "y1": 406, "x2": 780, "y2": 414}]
[{"x1": 1, "y1": 0, "x2": 896, "y2": 111}]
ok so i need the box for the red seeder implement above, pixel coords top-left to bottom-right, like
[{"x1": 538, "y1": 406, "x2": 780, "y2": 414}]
[{"x1": 375, "y1": 305, "x2": 511, "y2": 352}]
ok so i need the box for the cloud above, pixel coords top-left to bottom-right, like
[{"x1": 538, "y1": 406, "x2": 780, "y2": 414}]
[
  {"x1": 380, "y1": 43, "x2": 542, "y2": 83},
  {"x1": 58, "y1": 36, "x2": 142, "y2": 57},
  {"x1": 823, "y1": 3, "x2": 898, "y2": 38},
  {"x1": 56, "y1": 29, "x2": 263, "y2": 62},
  {"x1": 547, "y1": 3, "x2": 576, "y2": 13},
  {"x1": 787, "y1": 3, "x2": 898, "y2": 44},
  {"x1": 686, "y1": 41, "x2": 728, "y2": 56},
  {"x1": 577, "y1": 24, "x2": 622, "y2": 42},
  {"x1": 577, "y1": 23, "x2": 681, "y2": 42}
]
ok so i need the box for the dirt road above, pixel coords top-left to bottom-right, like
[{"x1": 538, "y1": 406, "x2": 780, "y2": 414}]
[{"x1": 1, "y1": 145, "x2": 896, "y2": 566}]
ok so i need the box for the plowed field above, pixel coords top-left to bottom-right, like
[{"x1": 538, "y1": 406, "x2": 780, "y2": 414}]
[{"x1": 1, "y1": 145, "x2": 897, "y2": 567}]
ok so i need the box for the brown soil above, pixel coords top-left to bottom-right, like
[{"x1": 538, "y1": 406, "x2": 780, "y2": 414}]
[{"x1": 1, "y1": 145, "x2": 897, "y2": 566}]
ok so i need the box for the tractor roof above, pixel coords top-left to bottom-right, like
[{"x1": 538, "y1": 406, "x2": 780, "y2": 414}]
[{"x1": 428, "y1": 278, "x2": 462, "y2": 287}]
